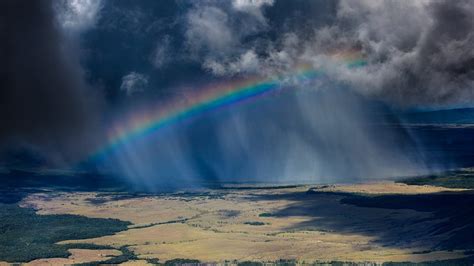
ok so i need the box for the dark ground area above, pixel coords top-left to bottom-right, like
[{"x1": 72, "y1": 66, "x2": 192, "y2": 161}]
[
  {"x1": 253, "y1": 191, "x2": 474, "y2": 265},
  {"x1": 0, "y1": 203, "x2": 130, "y2": 262},
  {"x1": 254, "y1": 188, "x2": 474, "y2": 251},
  {"x1": 341, "y1": 191, "x2": 474, "y2": 249},
  {"x1": 398, "y1": 169, "x2": 474, "y2": 189}
]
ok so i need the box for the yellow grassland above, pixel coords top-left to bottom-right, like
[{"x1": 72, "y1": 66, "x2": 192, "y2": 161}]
[{"x1": 5, "y1": 182, "x2": 469, "y2": 265}]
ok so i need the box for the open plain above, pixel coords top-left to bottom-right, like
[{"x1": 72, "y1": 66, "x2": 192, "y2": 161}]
[{"x1": 2, "y1": 181, "x2": 470, "y2": 265}]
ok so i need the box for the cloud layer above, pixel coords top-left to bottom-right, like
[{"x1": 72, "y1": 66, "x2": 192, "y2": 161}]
[
  {"x1": 179, "y1": 0, "x2": 474, "y2": 107},
  {"x1": 332, "y1": 0, "x2": 474, "y2": 106}
]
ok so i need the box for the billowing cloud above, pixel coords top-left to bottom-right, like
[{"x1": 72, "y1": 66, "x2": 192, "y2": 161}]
[
  {"x1": 204, "y1": 32, "x2": 301, "y2": 76},
  {"x1": 185, "y1": 6, "x2": 236, "y2": 57},
  {"x1": 327, "y1": 0, "x2": 474, "y2": 106},
  {"x1": 120, "y1": 72, "x2": 149, "y2": 96},
  {"x1": 204, "y1": 50, "x2": 260, "y2": 75},
  {"x1": 184, "y1": 0, "x2": 273, "y2": 72}
]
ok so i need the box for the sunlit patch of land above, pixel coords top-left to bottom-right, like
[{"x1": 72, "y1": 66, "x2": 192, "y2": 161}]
[
  {"x1": 13, "y1": 181, "x2": 472, "y2": 265},
  {"x1": 310, "y1": 181, "x2": 467, "y2": 195}
]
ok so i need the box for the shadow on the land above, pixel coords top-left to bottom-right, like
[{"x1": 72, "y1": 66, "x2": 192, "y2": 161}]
[
  {"x1": 0, "y1": 169, "x2": 136, "y2": 204},
  {"x1": 250, "y1": 190, "x2": 474, "y2": 251},
  {"x1": 0, "y1": 169, "x2": 230, "y2": 205}
]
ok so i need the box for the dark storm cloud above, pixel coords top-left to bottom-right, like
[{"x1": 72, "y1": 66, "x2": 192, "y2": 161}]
[
  {"x1": 0, "y1": 0, "x2": 101, "y2": 163},
  {"x1": 411, "y1": 0, "x2": 474, "y2": 104},
  {"x1": 331, "y1": 0, "x2": 474, "y2": 106}
]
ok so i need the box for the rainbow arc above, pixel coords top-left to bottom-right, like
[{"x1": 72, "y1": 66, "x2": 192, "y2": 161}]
[{"x1": 91, "y1": 50, "x2": 367, "y2": 159}]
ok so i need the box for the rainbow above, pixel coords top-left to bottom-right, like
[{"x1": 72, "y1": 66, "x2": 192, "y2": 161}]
[{"x1": 91, "y1": 49, "x2": 367, "y2": 159}]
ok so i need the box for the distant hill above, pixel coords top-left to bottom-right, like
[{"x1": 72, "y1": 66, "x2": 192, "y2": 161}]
[{"x1": 401, "y1": 108, "x2": 474, "y2": 124}]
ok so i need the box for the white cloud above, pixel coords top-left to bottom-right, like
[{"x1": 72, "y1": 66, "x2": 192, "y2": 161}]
[
  {"x1": 185, "y1": 6, "x2": 235, "y2": 56},
  {"x1": 232, "y1": 0, "x2": 274, "y2": 22},
  {"x1": 55, "y1": 0, "x2": 103, "y2": 33},
  {"x1": 184, "y1": 1, "x2": 273, "y2": 70},
  {"x1": 204, "y1": 50, "x2": 260, "y2": 75},
  {"x1": 232, "y1": 0, "x2": 274, "y2": 9},
  {"x1": 120, "y1": 72, "x2": 149, "y2": 96}
]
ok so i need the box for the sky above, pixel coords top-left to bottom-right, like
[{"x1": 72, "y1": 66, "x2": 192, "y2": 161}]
[{"x1": 1, "y1": 0, "x2": 474, "y2": 188}]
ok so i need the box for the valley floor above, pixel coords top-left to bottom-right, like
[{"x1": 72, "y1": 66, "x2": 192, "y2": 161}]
[{"x1": 2, "y1": 180, "x2": 473, "y2": 265}]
